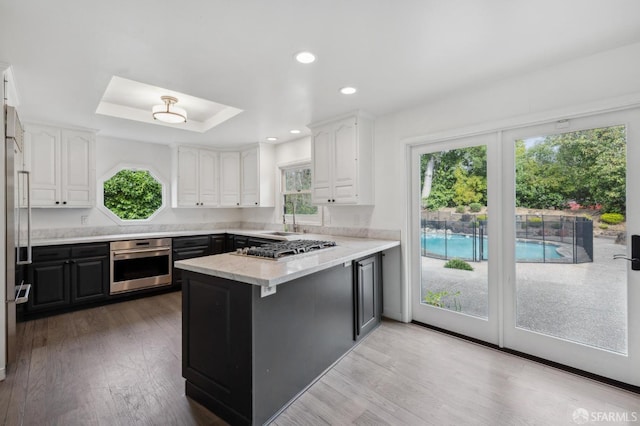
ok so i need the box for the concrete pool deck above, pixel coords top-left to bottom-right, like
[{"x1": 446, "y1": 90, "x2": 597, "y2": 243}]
[{"x1": 420, "y1": 236, "x2": 627, "y2": 353}]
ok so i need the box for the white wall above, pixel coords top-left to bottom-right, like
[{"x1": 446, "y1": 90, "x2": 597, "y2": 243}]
[{"x1": 372, "y1": 41, "x2": 640, "y2": 322}]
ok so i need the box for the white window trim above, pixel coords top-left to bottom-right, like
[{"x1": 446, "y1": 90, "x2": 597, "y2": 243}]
[{"x1": 279, "y1": 161, "x2": 322, "y2": 225}]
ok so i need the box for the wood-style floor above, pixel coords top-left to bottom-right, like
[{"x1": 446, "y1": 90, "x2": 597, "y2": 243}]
[{"x1": 1, "y1": 292, "x2": 639, "y2": 426}]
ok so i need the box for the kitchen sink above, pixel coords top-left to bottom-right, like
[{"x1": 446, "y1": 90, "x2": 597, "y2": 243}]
[{"x1": 264, "y1": 231, "x2": 302, "y2": 236}]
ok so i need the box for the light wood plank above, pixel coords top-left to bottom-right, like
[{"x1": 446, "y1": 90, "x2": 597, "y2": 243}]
[{"x1": 1, "y1": 292, "x2": 638, "y2": 426}]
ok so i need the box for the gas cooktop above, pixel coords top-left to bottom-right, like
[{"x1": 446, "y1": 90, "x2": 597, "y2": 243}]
[{"x1": 234, "y1": 240, "x2": 337, "y2": 259}]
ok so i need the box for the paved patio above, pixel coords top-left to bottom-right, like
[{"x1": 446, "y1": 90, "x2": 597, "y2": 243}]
[{"x1": 421, "y1": 236, "x2": 627, "y2": 353}]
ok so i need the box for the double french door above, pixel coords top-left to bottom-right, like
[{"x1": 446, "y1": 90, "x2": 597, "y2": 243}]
[{"x1": 411, "y1": 108, "x2": 640, "y2": 386}]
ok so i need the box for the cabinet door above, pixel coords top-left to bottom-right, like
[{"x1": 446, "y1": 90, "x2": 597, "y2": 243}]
[
  {"x1": 177, "y1": 147, "x2": 200, "y2": 207},
  {"x1": 61, "y1": 130, "x2": 94, "y2": 207},
  {"x1": 332, "y1": 118, "x2": 358, "y2": 203},
  {"x1": 219, "y1": 152, "x2": 241, "y2": 206},
  {"x1": 199, "y1": 149, "x2": 219, "y2": 206},
  {"x1": 354, "y1": 255, "x2": 380, "y2": 340},
  {"x1": 24, "y1": 125, "x2": 61, "y2": 206},
  {"x1": 210, "y1": 235, "x2": 227, "y2": 254},
  {"x1": 311, "y1": 127, "x2": 333, "y2": 204},
  {"x1": 27, "y1": 260, "x2": 70, "y2": 311},
  {"x1": 71, "y1": 256, "x2": 109, "y2": 303},
  {"x1": 240, "y1": 148, "x2": 259, "y2": 206}
]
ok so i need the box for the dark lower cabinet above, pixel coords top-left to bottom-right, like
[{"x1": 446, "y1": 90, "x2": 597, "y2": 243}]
[
  {"x1": 210, "y1": 235, "x2": 226, "y2": 254},
  {"x1": 354, "y1": 253, "x2": 382, "y2": 341},
  {"x1": 26, "y1": 243, "x2": 109, "y2": 316},
  {"x1": 182, "y1": 252, "x2": 382, "y2": 425},
  {"x1": 172, "y1": 236, "x2": 212, "y2": 287},
  {"x1": 71, "y1": 256, "x2": 109, "y2": 303},
  {"x1": 27, "y1": 260, "x2": 70, "y2": 311}
]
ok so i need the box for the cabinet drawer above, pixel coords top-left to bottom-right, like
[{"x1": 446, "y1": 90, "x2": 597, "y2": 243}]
[
  {"x1": 71, "y1": 243, "x2": 109, "y2": 258},
  {"x1": 32, "y1": 246, "x2": 71, "y2": 262},
  {"x1": 173, "y1": 247, "x2": 209, "y2": 260},
  {"x1": 173, "y1": 236, "x2": 210, "y2": 249}
]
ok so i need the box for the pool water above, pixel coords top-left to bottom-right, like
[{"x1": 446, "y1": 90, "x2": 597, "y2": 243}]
[{"x1": 421, "y1": 233, "x2": 563, "y2": 261}]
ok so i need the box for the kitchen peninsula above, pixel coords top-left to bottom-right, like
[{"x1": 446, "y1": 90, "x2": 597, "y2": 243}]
[{"x1": 175, "y1": 235, "x2": 399, "y2": 425}]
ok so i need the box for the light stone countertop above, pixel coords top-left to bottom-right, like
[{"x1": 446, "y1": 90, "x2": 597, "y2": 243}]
[
  {"x1": 174, "y1": 235, "x2": 400, "y2": 287},
  {"x1": 30, "y1": 229, "x2": 303, "y2": 246}
]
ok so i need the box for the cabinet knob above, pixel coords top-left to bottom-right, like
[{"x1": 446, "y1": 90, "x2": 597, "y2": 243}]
[
  {"x1": 63, "y1": 201, "x2": 67, "y2": 205},
  {"x1": 255, "y1": 202, "x2": 258, "y2": 205},
  {"x1": 237, "y1": 203, "x2": 240, "y2": 206},
  {"x1": 332, "y1": 199, "x2": 335, "y2": 203},
  {"x1": 327, "y1": 199, "x2": 331, "y2": 203},
  {"x1": 55, "y1": 201, "x2": 60, "y2": 205}
]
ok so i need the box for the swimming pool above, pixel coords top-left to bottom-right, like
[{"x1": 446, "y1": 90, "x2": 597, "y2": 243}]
[{"x1": 421, "y1": 233, "x2": 564, "y2": 261}]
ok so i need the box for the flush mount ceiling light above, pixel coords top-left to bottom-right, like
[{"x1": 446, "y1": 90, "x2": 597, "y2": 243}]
[
  {"x1": 152, "y1": 96, "x2": 187, "y2": 124},
  {"x1": 340, "y1": 86, "x2": 357, "y2": 95},
  {"x1": 266, "y1": 137, "x2": 278, "y2": 142},
  {"x1": 295, "y1": 51, "x2": 316, "y2": 64},
  {"x1": 289, "y1": 129, "x2": 301, "y2": 134}
]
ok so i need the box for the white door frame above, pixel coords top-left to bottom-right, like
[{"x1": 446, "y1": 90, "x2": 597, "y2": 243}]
[
  {"x1": 409, "y1": 107, "x2": 640, "y2": 386},
  {"x1": 501, "y1": 108, "x2": 640, "y2": 386},
  {"x1": 410, "y1": 132, "x2": 501, "y2": 345}
]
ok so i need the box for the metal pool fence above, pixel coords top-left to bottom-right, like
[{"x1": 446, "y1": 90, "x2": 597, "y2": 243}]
[{"x1": 420, "y1": 215, "x2": 593, "y2": 263}]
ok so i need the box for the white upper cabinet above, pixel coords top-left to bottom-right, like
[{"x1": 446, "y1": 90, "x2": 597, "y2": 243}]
[
  {"x1": 174, "y1": 147, "x2": 219, "y2": 207},
  {"x1": 219, "y1": 151, "x2": 241, "y2": 206},
  {"x1": 23, "y1": 124, "x2": 95, "y2": 207},
  {"x1": 240, "y1": 144, "x2": 275, "y2": 207},
  {"x1": 240, "y1": 148, "x2": 259, "y2": 206},
  {"x1": 310, "y1": 112, "x2": 374, "y2": 205},
  {"x1": 173, "y1": 144, "x2": 275, "y2": 208}
]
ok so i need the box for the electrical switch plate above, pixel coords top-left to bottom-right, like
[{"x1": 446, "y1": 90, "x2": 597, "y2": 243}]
[
  {"x1": 81, "y1": 215, "x2": 88, "y2": 225},
  {"x1": 261, "y1": 285, "x2": 276, "y2": 298}
]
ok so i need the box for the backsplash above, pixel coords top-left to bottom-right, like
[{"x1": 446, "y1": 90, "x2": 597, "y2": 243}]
[{"x1": 27, "y1": 222, "x2": 400, "y2": 241}]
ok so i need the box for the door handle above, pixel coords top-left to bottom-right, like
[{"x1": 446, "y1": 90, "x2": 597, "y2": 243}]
[{"x1": 613, "y1": 234, "x2": 640, "y2": 271}]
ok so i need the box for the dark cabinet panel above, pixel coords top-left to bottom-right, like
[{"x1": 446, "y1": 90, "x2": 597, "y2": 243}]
[
  {"x1": 27, "y1": 260, "x2": 69, "y2": 311},
  {"x1": 354, "y1": 254, "x2": 381, "y2": 340},
  {"x1": 182, "y1": 273, "x2": 252, "y2": 425},
  {"x1": 71, "y1": 256, "x2": 109, "y2": 303},
  {"x1": 210, "y1": 235, "x2": 226, "y2": 254},
  {"x1": 247, "y1": 237, "x2": 273, "y2": 248},
  {"x1": 232, "y1": 235, "x2": 250, "y2": 249},
  {"x1": 173, "y1": 235, "x2": 210, "y2": 250},
  {"x1": 26, "y1": 243, "x2": 110, "y2": 315},
  {"x1": 172, "y1": 235, "x2": 214, "y2": 287}
]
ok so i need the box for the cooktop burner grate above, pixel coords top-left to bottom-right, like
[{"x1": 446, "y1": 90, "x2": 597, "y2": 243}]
[{"x1": 235, "y1": 240, "x2": 337, "y2": 259}]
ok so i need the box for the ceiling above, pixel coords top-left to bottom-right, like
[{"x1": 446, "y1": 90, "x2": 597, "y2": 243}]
[{"x1": 2, "y1": 0, "x2": 640, "y2": 147}]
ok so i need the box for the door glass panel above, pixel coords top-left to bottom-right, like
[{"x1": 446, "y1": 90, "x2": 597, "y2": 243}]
[
  {"x1": 515, "y1": 125, "x2": 627, "y2": 353},
  {"x1": 420, "y1": 146, "x2": 488, "y2": 318}
]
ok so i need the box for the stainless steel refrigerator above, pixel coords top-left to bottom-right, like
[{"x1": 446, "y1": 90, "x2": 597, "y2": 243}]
[{"x1": 5, "y1": 104, "x2": 30, "y2": 363}]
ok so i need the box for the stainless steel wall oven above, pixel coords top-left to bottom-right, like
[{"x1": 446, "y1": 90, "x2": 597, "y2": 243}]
[{"x1": 110, "y1": 238, "x2": 172, "y2": 294}]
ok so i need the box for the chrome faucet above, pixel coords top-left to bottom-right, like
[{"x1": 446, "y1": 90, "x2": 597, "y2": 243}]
[{"x1": 283, "y1": 194, "x2": 299, "y2": 233}]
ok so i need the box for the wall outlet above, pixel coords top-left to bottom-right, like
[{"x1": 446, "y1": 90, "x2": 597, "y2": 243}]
[{"x1": 81, "y1": 215, "x2": 88, "y2": 225}]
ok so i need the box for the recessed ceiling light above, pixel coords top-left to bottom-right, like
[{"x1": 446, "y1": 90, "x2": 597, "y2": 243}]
[
  {"x1": 266, "y1": 137, "x2": 278, "y2": 142},
  {"x1": 340, "y1": 87, "x2": 357, "y2": 95},
  {"x1": 295, "y1": 51, "x2": 316, "y2": 64},
  {"x1": 289, "y1": 129, "x2": 301, "y2": 134}
]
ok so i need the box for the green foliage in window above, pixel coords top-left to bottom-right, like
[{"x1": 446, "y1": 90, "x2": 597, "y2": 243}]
[
  {"x1": 284, "y1": 193, "x2": 317, "y2": 215},
  {"x1": 600, "y1": 212, "x2": 624, "y2": 225},
  {"x1": 527, "y1": 216, "x2": 543, "y2": 227},
  {"x1": 469, "y1": 202, "x2": 482, "y2": 212},
  {"x1": 455, "y1": 205, "x2": 466, "y2": 213},
  {"x1": 103, "y1": 169, "x2": 162, "y2": 220},
  {"x1": 424, "y1": 290, "x2": 462, "y2": 311},
  {"x1": 444, "y1": 258, "x2": 474, "y2": 271}
]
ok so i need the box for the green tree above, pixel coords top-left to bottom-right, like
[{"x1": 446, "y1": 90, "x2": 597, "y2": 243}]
[
  {"x1": 421, "y1": 146, "x2": 487, "y2": 209},
  {"x1": 103, "y1": 169, "x2": 163, "y2": 220}
]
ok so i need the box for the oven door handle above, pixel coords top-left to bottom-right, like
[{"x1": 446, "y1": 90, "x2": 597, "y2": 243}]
[{"x1": 112, "y1": 248, "x2": 171, "y2": 260}]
